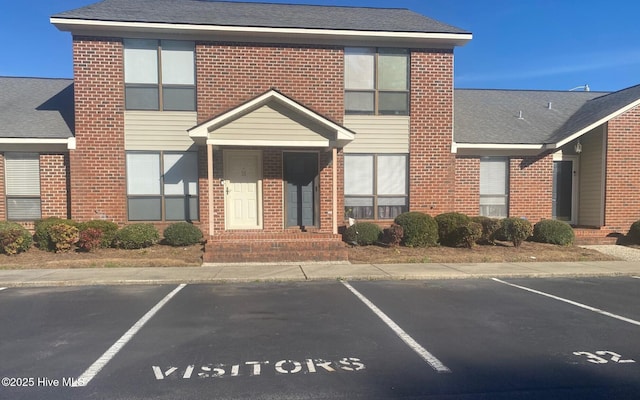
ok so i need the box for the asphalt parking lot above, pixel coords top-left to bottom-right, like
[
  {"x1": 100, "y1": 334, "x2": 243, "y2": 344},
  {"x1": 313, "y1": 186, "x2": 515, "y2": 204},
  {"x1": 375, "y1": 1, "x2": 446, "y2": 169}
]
[{"x1": 0, "y1": 277, "x2": 638, "y2": 399}]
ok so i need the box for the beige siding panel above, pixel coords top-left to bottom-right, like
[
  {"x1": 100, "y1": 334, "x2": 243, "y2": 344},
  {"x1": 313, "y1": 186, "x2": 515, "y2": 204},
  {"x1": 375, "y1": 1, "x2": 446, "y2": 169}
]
[
  {"x1": 125, "y1": 111, "x2": 198, "y2": 151},
  {"x1": 213, "y1": 104, "x2": 331, "y2": 143},
  {"x1": 343, "y1": 115, "x2": 410, "y2": 153},
  {"x1": 578, "y1": 126, "x2": 605, "y2": 226}
]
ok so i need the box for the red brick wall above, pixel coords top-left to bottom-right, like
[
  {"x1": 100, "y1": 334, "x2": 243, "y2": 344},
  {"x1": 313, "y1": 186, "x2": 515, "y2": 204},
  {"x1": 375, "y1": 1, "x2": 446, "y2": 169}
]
[
  {"x1": 605, "y1": 108, "x2": 640, "y2": 232},
  {"x1": 409, "y1": 49, "x2": 455, "y2": 215},
  {"x1": 263, "y1": 149, "x2": 284, "y2": 232},
  {"x1": 509, "y1": 155, "x2": 553, "y2": 223},
  {"x1": 40, "y1": 153, "x2": 70, "y2": 218},
  {"x1": 0, "y1": 153, "x2": 4, "y2": 221},
  {"x1": 454, "y1": 156, "x2": 480, "y2": 215},
  {"x1": 70, "y1": 37, "x2": 126, "y2": 224},
  {"x1": 196, "y1": 43, "x2": 344, "y2": 236},
  {"x1": 196, "y1": 43, "x2": 343, "y2": 123}
]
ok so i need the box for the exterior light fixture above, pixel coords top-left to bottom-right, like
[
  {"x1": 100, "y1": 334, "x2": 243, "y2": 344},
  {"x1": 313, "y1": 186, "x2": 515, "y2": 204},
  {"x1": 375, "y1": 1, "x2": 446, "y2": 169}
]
[{"x1": 574, "y1": 140, "x2": 582, "y2": 154}]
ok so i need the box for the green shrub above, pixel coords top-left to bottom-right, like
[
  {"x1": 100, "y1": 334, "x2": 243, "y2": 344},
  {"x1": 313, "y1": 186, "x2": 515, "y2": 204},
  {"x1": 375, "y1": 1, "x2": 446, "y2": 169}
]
[
  {"x1": 627, "y1": 220, "x2": 640, "y2": 244},
  {"x1": 458, "y1": 221, "x2": 483, "y2": 248},
  {"x1": 113, "y1": 224, "x2": 160, "y2": 249},
  {"x1": 78, "y1": 220, "x2": 119, "y2": 248},
  {"x1": 394, "y1": 212, "x2": 438, "y2": 247},
  {"x1": 163, "y1": 222, "x2": 203, "y2": 246},
  {"x1": 0, "y1": 222, "x2": 32, "y2": 255},
  {"x1": 383, "y1": 223, "x2": 404, "y2": 247},
  {"x1": 435, "y1": 212, "x2": 471, "y2": 247},
  {"x1": 471, "y1": 216, "x2": 502, "y2": 245},
  {"x1": 49, "y1": 224, "x2": 80, "y2": 253},
  {"x1": 532, "y1": 219, "x2": 575, "y2": 245},
  {"x1": 34, "y1": 218, "x2": 77, "y2": 251},
  {"x1": 77, "y1": 228, "x2": 103, "y2": 252},
  {"x1": 500, "y1": 217, "x2": 533, "y2": 247},
  {"x1": 343, "y1": 222, "x2": 382, "y2": 246}
]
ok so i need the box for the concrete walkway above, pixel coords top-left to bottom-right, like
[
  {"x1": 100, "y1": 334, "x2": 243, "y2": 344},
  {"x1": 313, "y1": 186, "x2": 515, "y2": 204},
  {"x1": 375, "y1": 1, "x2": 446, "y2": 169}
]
[{"x1": 0, "y1": 260, "x2": 638, "y2": 288}]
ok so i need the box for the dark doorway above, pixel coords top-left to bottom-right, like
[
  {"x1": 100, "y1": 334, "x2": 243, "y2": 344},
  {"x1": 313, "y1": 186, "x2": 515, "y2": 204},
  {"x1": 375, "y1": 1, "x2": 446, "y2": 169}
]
[{"x1": 284, "y1": 152, "x2": 318, "y2": 228}]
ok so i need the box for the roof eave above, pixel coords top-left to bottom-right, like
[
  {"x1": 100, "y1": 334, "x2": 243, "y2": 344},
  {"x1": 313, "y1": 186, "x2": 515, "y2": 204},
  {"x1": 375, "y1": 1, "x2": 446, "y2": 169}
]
[
  {"x1": 453, "y1": 142, "x2": 545, "y2": 156},
  {"x1": 50, "y1": 18, "x2": 472, "y2": 47},
  {"x1": 548, "y1": 98, "x2": 640, "y2": 150},
  {"x1": 0, "y1": 137, "x2": 75, "y2": 150}
]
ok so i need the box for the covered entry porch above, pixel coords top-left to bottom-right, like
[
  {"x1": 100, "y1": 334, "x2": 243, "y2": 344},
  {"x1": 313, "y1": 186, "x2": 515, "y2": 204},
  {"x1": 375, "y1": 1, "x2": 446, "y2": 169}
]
[{"x1": 189, "y1": 90, "x2": 354, "y2": 263}]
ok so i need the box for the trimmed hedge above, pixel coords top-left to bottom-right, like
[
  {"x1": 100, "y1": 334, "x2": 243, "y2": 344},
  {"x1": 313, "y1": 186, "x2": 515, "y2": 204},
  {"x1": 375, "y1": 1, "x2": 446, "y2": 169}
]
[
  {"x1": 471, "y1": 216, "x2": 501, "y2": 245},
  {"x1": 34, "y1": 217, "x2": 77, "y2": 252},
  {"x1": 343, "y1": 222, "x2": 382, "y2": 246},
  {"x1": 49, "y1": 224, "x2": 80, "y2": 253},
  {"x1": 113, "y1": 224, "x2": 160, "y2": 249},
  {"x1": 458, "y1": 221, "x2": 483, "y2": 248},
  {"x1": 78, "y1": 220, "x2": 119, "y2": 248},
  {"x1": 435, "y1": 212, "x2": 471, "y2": 247},
  {"x1": 163, "y1": 222, "x2": 203, "y2": 246},
  {"x1": 500, "y1": 217, "x2": 533, "y2": 247},
  {"x1": 532, "y1": 219, "x2": 575, "y2": 245},
  {"x1": 383, "y1": 223, "x2": 404, "y2": 247},
  {"x1": 627, "y1": 220, "x2": 640, "y2": 244},
  {"x1": 394, "y1": 212, "x2": 438, "y2": 247},
  {"x1": 0, "y1": 222, "x2": 32, "y2": 255}
]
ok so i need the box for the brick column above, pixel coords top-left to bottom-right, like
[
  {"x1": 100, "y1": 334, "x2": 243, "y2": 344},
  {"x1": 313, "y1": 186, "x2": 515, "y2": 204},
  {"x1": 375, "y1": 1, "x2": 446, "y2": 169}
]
[
  {"x1": 409, "y1": 49, "x2": 456, "y2": 215},
  {"x1": 70, "y1": 37, "x2": 126, "y2": 224}
]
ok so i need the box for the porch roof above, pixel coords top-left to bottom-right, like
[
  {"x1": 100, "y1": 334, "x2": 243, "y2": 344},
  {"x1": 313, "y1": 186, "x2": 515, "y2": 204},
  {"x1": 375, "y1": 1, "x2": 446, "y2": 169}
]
[{"x1": 188, "y1": 89, "x2": 355, "y2": 148}]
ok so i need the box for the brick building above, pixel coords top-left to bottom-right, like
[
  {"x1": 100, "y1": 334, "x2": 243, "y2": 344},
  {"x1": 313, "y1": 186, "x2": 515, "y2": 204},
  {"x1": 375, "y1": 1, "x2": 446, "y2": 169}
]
[{"x1": 1, "y1": 0, "x2": 640, "y2": 261}]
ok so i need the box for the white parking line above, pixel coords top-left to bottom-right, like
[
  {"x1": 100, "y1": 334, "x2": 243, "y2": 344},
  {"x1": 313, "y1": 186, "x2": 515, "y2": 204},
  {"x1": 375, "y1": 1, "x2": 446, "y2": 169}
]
[
  {"x1": 74, "y1": 284, "x2": 187, "y2": 387},
  {"x1": 0, "y1": 287, "x2": 7, "y2": 292},
  {"x1": 492, "y1": 278, "x2": 640, "y2": 327},
  {"x1": 341, "y1": 281, "x2": 451, "y2": 373},
  {"x1": 633, "y1": 276, "x2": 640, "y2": 280}
]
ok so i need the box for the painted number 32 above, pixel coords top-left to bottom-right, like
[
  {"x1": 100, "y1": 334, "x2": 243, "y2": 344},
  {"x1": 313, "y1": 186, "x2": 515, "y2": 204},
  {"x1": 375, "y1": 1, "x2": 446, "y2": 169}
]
[{"x1": 573, "y1": 351, "x2": 636, "y2": 364}]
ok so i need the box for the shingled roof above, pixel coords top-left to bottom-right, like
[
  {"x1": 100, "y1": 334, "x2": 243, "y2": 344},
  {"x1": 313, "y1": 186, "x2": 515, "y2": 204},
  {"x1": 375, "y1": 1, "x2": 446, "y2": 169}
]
[
  {"x1": 455, "y1": 86, "x2": 640, "y2": 148},
  {"x1": 0, "y1": 77, "x2": 74, "y2": 140},
  {"x1": 52, "y1": 0, "x2": 469, "y2": 34}
]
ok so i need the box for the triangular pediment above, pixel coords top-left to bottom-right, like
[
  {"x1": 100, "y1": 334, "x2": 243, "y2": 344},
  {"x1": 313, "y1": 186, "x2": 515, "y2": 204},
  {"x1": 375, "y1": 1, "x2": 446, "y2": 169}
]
[{"x1": 189, "y1": 89, "x2": 354, "y2": 147}]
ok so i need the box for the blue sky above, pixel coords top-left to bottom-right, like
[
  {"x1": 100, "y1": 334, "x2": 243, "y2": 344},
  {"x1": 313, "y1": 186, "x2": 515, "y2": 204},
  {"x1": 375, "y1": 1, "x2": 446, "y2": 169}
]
[{"x1": 1, "y1": 0, "x2": 639, "y2": 92}]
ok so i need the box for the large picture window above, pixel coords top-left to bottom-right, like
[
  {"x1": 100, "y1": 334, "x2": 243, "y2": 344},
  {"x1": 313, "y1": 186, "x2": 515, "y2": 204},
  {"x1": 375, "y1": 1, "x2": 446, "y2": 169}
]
[
  {"x1": 344, "y1": 154, "x2": 408, "y2": 220},
  {"x1": 124, "y1": 39, "x2": 196, "y2": 111},
  {"x1": 4, "y1": 153, "x2": 41, "y2": 220},
  {"x1": 345, "y1": 48, "x2": 409, "y2": 115},
  {"x1": 480, "y1": 157, "x2": 509, "y2": 218},
  {"x1": 126, "y1": 151, "x2": 199, "y2": 221}
]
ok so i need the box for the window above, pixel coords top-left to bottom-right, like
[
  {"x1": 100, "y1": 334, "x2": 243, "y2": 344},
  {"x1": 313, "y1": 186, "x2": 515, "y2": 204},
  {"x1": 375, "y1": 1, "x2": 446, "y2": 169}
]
[
  {"x1": 124, "y1": 39, "x2": 196, "y2": 111},
  {"x1": 345, "y1": 48, "x2": 409, "y2": 115},
  {"x1": 4, "y1": 153, "x2": 41, "y2": 220},
  {"x1": 344, "y1": 154, "x2": 408, "y2": 219},
  {"x1": 126, "y1": 152, "x2": 199, "y2": 221},
  {"x1": 480, "y1": 157, "x2": 509, "y2": 218}
]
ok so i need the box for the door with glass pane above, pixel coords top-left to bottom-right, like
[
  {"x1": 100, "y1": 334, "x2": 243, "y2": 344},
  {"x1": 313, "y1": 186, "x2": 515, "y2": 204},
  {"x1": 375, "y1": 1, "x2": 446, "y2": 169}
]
[
  {"x1": 284, "y1": 152, "x2": 318, "y2": 227},
  {"x1": 553, "y1": 159, "x2": 577, "y2": 223}
]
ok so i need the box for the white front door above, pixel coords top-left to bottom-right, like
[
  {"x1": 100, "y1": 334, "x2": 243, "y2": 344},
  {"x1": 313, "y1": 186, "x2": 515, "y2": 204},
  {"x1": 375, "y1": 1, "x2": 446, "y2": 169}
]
[{"x1": 224, "y1": 150, "x2": 262, "y2": 229}]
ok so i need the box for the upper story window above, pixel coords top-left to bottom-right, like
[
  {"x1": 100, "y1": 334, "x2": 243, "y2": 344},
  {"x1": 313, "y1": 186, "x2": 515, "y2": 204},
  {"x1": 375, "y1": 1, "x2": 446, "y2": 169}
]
[
  {"x1": 124, "y1": 39, "x2": 196, "y2": 111},
  {"x1": 344, "y1": 47, "x2": 409, "y2": 115}
]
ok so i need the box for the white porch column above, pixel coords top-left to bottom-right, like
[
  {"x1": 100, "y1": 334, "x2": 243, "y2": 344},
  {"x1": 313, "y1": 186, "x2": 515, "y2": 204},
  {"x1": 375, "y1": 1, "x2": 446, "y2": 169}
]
[
  {"x1": 332, "y1": 147, "x2": 338, "y2": 235},
  {"x1": 207, "y1": 143, "x2": 214, "y2": 236}
]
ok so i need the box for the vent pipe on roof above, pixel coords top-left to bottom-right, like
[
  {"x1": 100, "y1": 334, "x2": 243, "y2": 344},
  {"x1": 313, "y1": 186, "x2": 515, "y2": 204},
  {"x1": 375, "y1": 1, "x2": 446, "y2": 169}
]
[
  {"x1": 547, "y1": 102, "x2": 552, "y2": 110},
  {"x1": 518, "y1": 110, "x2": 524, "y2": 119}
]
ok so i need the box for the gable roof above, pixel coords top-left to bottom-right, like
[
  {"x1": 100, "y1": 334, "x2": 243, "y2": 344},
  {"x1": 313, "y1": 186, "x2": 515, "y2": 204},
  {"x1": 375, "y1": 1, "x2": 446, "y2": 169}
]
[
  {"x1": 51, "y1": 0, "x2": 471, "y2": 47},
  {"x1": 0, "y1": 77, "x2": 75, "y2": 144},
  {"x1": 189, "y1": 89, "x2": 355, "y2": 147}
]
